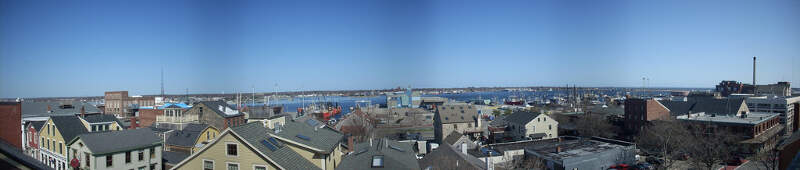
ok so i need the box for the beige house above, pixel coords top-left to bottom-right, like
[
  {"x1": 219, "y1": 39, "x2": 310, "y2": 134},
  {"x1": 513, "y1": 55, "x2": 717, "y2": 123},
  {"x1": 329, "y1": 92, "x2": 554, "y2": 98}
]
[
  {"x1": 504, "y1": 111, "x2": 558, "y2": 140},
  {"x1": 434, "y1": 103, "x2": 481, "y2": 143},
  {"x1": 170, "y1": 122, "x2": 320, "y2": 170}
]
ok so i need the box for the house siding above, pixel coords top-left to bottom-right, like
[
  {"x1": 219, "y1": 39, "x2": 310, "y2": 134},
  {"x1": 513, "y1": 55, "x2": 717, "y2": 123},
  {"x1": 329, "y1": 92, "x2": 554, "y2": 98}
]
[{"x1": 174, "y1": 132, "x2": 279, "y2": 170}]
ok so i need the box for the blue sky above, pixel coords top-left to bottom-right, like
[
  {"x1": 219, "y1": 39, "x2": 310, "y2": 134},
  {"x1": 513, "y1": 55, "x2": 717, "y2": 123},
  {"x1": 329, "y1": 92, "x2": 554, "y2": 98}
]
[{"x1": 1, "y1": 0, "x2": 798, "y2": 98}]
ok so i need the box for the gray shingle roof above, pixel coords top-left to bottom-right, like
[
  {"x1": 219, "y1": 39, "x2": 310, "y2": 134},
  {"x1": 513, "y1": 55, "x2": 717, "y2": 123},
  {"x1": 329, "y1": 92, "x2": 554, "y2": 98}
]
[
  {"x1": 166, "y1": 124, "x2": 209, "y2": 147},
  {"x1": 443, "y1": 131, "x2": 464, "y2": 146},
  {"x1": 658, "y1": 98, "x2": 747, "y2": 116},
  {"x1": 49, "y1": 115, "x2": 89, "y2": 142},
  {"x1": 418, "y1": 144, "x2": 486, "y2": 170},
  {"x1": 197, "y1": 101, "x2": 243, "y2": 118},
  {"x1": 22, "y1": 102, "x2": 101, "y2": 118},
  {"x1": 230, "y1": 122, "x2": 320, "y2": 170},
  {"x1": 71, "y1": 128, "x2": 161, "y2": 155},
  {"x1": 162, "y1": 151, "x2": 189, "y2": 165},
  {"x1": 338, "y1": 139, "x2": 419, "y2": 170},
  {"x1": 504, "y1": 111, "x2": 542, "y2": 125},
  {"x1": 436, "y1": 104, "x2": 478, "y2": 124},
  {"x1": 273, "y1": 118, "x2": 343, "y2": 153},
  {"x1": 26, "y1": 121, "x2": 46, "y2": 131}
]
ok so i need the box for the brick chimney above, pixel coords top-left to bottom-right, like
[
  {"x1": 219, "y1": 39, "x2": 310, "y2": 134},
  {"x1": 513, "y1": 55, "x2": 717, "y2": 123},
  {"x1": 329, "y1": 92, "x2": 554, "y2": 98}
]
[
  {"x1": 556, "y1": 146, "x2": 562, "y2": 153},
  {"x1": 347, "y1": 136, "x2": 355, "y2": 152},
  {"x1": 129, "y1": 117, "x2": 139, "y2": 129},
  {"x1": 47, "y1": 105, "x2": 52, "y2": 113}
]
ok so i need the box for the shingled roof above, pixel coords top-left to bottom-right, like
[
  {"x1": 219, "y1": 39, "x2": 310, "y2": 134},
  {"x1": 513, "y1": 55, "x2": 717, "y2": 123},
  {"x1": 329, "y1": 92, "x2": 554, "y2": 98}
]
[
  {"x1": 337, "y1": 138, "x2": 419, "y2": 170},
  {"x1": 25, "y1": 121, "x2": 46, "y2": 131},
  {"x1": 70, "y1": 128, "x2": 161, "y2": 155},
  {"x1": 272, "y1": 118, "x2": 343, "y2": 153},
  {"x1": 503, "y1": 111, "x2": 542, "y2": 125},
  {"x1": 166, "y1": 124, "x2": 211, "y2": 147},
  {"x1": 419, "y1": 144, "x2": 486, "y2": 170},
  {"x1": 229, "y1": 122, "x2": 320, "y2": 170},
  {"x1": 436, "y1": 103, "x2": 478, "y2": 124},
  {"x1": 658, "y1": 98, "x2": 747, "y2": 116},
  {"x1": 49, "y1": 115, "x2": 89, "y2": 142},
  {"x1": 197, "y1": 101, "x2": 242, "y2": 118}
]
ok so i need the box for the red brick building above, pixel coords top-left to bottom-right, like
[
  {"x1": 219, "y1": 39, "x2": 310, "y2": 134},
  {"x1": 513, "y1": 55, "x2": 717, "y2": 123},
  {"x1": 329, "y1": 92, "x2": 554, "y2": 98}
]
[
  {"x1": 624, "y1": 98, "x2": 670, "y2": 134},
  {"x1": 138, "y1": 108, "x2": 163, "y2": 127},
  {"x1": 0, "y1": 102, "x2": 22, "y2": 149}
]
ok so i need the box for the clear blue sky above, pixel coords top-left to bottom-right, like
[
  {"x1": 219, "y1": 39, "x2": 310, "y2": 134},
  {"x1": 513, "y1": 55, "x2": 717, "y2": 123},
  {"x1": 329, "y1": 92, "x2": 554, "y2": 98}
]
[{"x1": 1, "y1": 0, "x2": 798, "y2": 98}]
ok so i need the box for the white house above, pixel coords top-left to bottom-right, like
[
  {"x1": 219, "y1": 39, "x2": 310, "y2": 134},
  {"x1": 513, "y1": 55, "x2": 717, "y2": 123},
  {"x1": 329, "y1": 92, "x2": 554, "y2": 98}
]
[
  {"x1": 67, "y1": 128, "x2": 162, "y2": 170},
  {"x1": 504, "y1": 111, "x2": 558, "y2": 141}
]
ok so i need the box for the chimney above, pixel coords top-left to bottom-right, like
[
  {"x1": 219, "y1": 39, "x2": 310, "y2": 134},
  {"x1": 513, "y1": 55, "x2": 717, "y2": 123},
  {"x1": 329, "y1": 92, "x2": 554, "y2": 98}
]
[
  {"x1": 347, "y1": 136, "x2": 355, "y2": 152},
  {"x1": 47, "y1": 105, "x2": 52, "y2": 113},
  {"x1": 80, "y1": 106, "x2": 86, "y2": 118},
  {"x1": 129, "y1": 117, "x2": 139, "y2": 129},
  {"x1": 556, "y1": 146, "x2": 562, "y2": 153}
]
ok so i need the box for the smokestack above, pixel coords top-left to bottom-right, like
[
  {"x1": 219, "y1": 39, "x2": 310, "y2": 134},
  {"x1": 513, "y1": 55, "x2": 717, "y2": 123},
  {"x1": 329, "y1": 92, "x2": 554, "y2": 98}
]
[{"x1": 753, "y1": 56, "x2": 757, "y2": 85}]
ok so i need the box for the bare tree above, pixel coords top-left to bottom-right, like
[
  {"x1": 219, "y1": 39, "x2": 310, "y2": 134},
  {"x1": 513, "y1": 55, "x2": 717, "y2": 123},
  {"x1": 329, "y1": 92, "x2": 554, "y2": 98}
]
[
  {"x1": 636, "y1": 120, "x2": 691, "y2": 170},
  {"x1": 685, "y1": 125, "x2": 739, "y2": 170},
  {"x1": 575, "y1": 113, "x2": 617, "y2": 138},
  {"x1": 753, "y1": 147, "x2": 779, "y2": 170}
]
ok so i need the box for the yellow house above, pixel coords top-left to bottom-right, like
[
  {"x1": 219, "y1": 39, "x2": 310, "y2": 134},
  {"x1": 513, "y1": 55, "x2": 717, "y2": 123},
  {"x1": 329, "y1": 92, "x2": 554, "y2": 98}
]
[
  {"x1": 271, "y1": 118, "x2": 344, "y2": 170},
  {"x1": 39, "y1": 115, "x2": 123, "y2": 170},
  {"x1": 164, "y1": 123, "x2": 220, "y2": 154},
  {"x1": 171, "y1": 122, "x2": 320, "y2": 170},
  {"x1": 193, "y1": 126, "x2": 220, "y2": 153}
]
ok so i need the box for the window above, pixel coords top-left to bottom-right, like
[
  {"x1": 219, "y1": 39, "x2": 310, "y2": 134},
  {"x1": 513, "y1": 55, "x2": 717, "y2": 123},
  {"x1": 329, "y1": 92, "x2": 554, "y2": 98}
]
[
  {"x1": 227, "y1": 163, "x2": 239, "y2": 170},
  {"x1": 207, "y1": 131, "x2": 210, "y2": 140},
  {"x1": 138, "y1": 166, "x2": 146, "y2": 170},
  {"x1": 58, "y1": 143, "x2": 62, "y2": 154},
  {"x1": 227, "y1": 143, "x2": 238, "y2": 156},
  {"x1": 126, "y1": 151, "x2": 131, "y2": 163},
  {"x1": 453, "y1": 124, "x2": 458, "y2": 129},
  {"x1": 254, "y1": 165, "x2": 267, "y2": 170},
  {"x1": 150, "y1": 148, "x2": 155, "y2": 158},
  {"x1": 85, "y1": 152, "x2": 90, "y2": 168},
  {"x1": 106, "y1": 155, "x2": 113, "y2": 167},
  {"x1": 549, "y1": 125, "x2": 552, "y2": 130},
  {"x1": 203, "y1": 160, "x2": 214, "y2": 170},
  {"x1": 139, "y1": 150, "x2": 144, "y2": 161}
]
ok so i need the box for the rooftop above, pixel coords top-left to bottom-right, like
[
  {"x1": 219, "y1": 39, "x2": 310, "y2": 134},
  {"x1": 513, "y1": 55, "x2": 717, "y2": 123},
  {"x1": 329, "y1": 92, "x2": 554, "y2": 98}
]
[
  {"x1": 337, "y1": 138, "x2": 418, "y2": 170},
  {"x1": 676, "y1": 112, "x2": 779, "y2": 125},
  {"x1": 71, "y1": 128, "x2": 161, "y2": 155},
  {"x1": 525, "y1": 137, "x2": 634, "y2": 162}
]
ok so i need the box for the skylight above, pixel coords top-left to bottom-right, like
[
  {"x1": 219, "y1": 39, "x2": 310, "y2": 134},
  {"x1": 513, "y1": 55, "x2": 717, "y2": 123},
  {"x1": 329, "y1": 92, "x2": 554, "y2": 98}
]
[
  {"x1": 268, "y1": 137, "x2": 281, "y2": 147},
  {"x1": 306, "y1": 119, "x2": 320, "y2": 127},
  {"x1": 296, "y1": 134, "x2": 311, "y2": 141},
  {"x1": 372, "y1": 155, "x2": 384, "y2": 168},
  {"x1": 261, "y1": 140, "x2": 277, "y2": 151}
]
